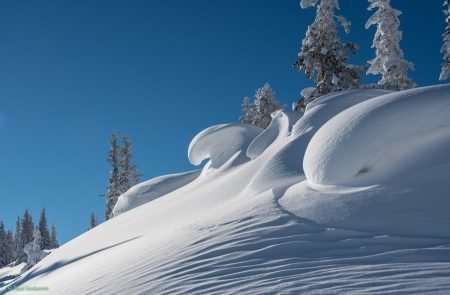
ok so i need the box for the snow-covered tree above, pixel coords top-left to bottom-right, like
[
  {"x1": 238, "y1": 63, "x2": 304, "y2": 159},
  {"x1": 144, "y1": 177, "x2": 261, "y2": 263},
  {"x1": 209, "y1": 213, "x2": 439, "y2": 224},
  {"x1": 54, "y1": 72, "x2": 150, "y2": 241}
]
[
  {"x1": 38, "y1": 208, "x2": 51, "y2": 250},
  {"x1": 1, "y1": 223, "x2": 15, "y2": 267},
  {"x1": 119, "y1": 135, "x2": 141, "y2": 194},
  {"x1": 239, "y1": 97, "x2": 255, "y2": 124},
  {"x1": 105, "y1": 132, "x2": 121, "y2": 220},
  {"x1": 13, "y1": 217, "x2": 21, "y2": 260},
  {"x1": 89, "y1": 212, "x2": 97, "y2": 230},
  {"x1": 50, "y1": 223, "x2": 59, "y2": 249},
  {"x1": 440, "y1": 0, "x2": 450, "y2": 80},
  {"x1": 294, "y1": 0, "x2": 361, "y2": 100},
  {"x1": 251, "y1": 83, "x2": 281, "y2": 129},
  {"x1": 365, "y1": 0, "x2": 415, "y2": 90},
  {"x1": 21, "y1": 229, "x2": 48, "y2": 273},
  {"x1": 17, "y1": 209, "x2": 34, "y2": 263}
]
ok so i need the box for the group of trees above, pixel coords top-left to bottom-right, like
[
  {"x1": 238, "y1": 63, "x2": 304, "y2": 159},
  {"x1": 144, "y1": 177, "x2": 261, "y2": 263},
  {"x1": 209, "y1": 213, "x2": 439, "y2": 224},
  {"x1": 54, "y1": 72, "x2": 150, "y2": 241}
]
[
  {"x1": 241, "y1": 0, "x2": 450, "y2": 118},
  {"x1": 104, "y1": 132, "x2": 141, "y2": 220},
  {"x1": 0, "y1": 209, "x2": 58, "y2": 267},
  {"x1": 240, "y1": 83, "x2": 282, "y2": 129}
]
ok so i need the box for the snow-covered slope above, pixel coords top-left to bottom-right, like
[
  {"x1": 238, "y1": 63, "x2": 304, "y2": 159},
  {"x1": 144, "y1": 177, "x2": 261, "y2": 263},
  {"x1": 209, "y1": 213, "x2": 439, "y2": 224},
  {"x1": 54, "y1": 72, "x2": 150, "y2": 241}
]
[{"x1": 3, "y1": 85, "x2": 450, "y2": 295}]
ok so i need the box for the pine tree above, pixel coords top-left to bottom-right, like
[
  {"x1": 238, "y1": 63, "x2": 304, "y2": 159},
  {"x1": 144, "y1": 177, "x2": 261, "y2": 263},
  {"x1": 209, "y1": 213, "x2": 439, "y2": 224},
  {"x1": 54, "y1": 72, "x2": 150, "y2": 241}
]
[
  {"x1": 365, "y1": 0, "x2": 415, "y2": 90},
  {"x1": 251, "y1": 83, "x2": 281, "y2": 129},
  {"x1": 38, "y1": 208, "x2": 51, "y2": 250},
  {"x1": 13, "y1": 217, "x2": 21, "y2": 261},
  {"x1": 294, "y1": 0, "x2": 361, "y2": 101},
  {"x1": 239, "y1": 97, "x2": 255, "y2": 124},
  {"x1": 0, "y1": 221, "x2": 6, "y2": 267},
  {"x1": 50, "y1": 223, "x2": 59, "y2": 249},
  {"x1": 18, "y1": 210, "x2": 35, "y2": 263},
  {"x1": 105, "y1": 132, "x2": 122, "y2": 220},
  {"x1": 4, "y1": 230, "x2": 14, "y2": 265},
  {"x1": 440, "y1": 0, "x2": 450, "y2": 80},
  {"x1": 119, "y1": 135, "x2": 141, "y2": 194},
  {"x1": 89, "y1": 212, "x2": 97, "y2": 230}
]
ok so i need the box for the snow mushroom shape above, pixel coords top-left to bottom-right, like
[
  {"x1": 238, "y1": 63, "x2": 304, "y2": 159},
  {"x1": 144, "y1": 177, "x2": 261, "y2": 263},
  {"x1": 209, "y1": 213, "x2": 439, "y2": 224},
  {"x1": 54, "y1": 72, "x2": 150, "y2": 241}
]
[
  {"x1": 188, "y1": 123, "x2": 263, "y2": 169},
  {"x1": 304, "y1": 85, "x2": 450, "y2": 186}
]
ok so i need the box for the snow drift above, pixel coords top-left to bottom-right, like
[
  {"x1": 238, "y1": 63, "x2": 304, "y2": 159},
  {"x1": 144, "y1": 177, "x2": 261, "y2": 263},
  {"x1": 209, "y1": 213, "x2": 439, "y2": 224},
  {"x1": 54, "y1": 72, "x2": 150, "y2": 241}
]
[{"x1": 3, "y1": 85, "x2": 450, "y2": 295}]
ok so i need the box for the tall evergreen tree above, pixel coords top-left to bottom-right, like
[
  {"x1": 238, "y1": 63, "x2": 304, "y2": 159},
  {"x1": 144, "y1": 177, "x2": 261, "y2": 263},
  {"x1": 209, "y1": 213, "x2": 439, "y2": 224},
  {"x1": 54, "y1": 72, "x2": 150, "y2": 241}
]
[
  {"x1": 239, "y1": 97, "x2": 255, "y2": 124},
  {"x1": 38, "y1": 208, "x2": 51, "y2": 250},
  {"x1": 5, "y1": 230, "x2": 15, "y2": 265},
  {"x1": 13, "y1": 217, "x2": 21, "y2": 260},
  {"x1": 18, "y1": 210, "x2": 35, "y2": 263},
  {"x1": 294, "y1": 0, "x2": 361, "y2": 102},
  {"x1": 365, "y1": 0, "x2": 415, "y2": 90},
  {"x1": 50, "y1": 223, "x2": 59, "y2": 249},
  {"x1": 440, "y1": 0, "x2": 450, "y2": 80},
  {"x1": 119, "y1": 135, "x2": 141, "y2": 194},
  {"x1": 0, "y1": 221, "x2": 6, "y2": 267},
  {"x1": 89, "y1": 212, "x2": 97, "y2": 230},
  {"x1": 105, "y1": 132, "x2": 122, "y2": 220}
]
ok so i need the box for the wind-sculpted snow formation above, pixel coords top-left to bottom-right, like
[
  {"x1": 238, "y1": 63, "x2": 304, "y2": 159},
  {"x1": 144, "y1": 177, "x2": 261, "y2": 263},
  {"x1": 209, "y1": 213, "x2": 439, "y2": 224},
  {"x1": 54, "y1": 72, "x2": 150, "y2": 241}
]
[{"x1": 3, "y1": 85, "x2": 450, "y2": 294}]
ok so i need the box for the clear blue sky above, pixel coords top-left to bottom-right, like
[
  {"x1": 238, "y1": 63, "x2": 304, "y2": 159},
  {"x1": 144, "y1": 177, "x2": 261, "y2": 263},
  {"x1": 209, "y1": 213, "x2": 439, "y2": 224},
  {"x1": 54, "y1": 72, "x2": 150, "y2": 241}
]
[{"x1": 0, "y1": 0, "x2": 444, "y2": 243}]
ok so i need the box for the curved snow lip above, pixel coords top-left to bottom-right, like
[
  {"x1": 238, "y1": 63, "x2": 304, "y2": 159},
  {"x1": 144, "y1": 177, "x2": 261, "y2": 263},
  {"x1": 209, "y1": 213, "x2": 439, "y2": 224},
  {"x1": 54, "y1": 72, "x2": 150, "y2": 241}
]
[
  {"x1": 188, "y1": 123, "x2": 263, "y2": 171},
  {"x1": 112, "y1": 170, "x2": 201, "y2": 217},
  {"x1": 304, "y1": 84, "x2": 450, "y2": 186},
  {"x1": 246, "y1": 110, "x2": 302, "y2": 160}
]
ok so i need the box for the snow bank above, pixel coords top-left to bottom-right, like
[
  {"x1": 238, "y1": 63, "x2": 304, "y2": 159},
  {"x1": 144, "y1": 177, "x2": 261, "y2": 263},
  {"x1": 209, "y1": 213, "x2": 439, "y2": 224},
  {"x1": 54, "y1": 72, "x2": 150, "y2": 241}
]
[
  {"x1": 304, "y1": 85, "x2": 450, "y2": 186},
  {"x1": 5, "y1": 86, "x2": 450, "y2": 295},
  {"x1": 188, "y1": 123, "x2": 262, "y2": 172},
  {"x1": 112, "y1": 170, "x2": 201, "y2": 217}
]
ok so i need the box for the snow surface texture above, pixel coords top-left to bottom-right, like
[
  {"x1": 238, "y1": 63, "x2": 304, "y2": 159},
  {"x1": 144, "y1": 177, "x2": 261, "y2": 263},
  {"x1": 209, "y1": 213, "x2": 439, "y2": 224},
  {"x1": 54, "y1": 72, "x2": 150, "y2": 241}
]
[
  {"x1": 3, "y1": 85, "x2": 450, "y2": 294},
  {"x1": 112, "y1": 170, "x2": 201, "y2": 217}
]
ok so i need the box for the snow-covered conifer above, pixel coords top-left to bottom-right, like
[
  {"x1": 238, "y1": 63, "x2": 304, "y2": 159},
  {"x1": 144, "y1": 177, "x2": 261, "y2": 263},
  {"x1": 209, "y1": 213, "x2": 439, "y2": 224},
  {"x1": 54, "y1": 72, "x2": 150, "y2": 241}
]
[
  {"x1": 105, "y1": 132, "x2": 121, "y2": 220},
  {"x1": 119, "y1": 135, "x2": 141, "y2": 194},
  {"x1": 89, "y1": 212, "x2": 97, "y2": 230},
  {"x1": 239, "y1": 97, "x2": 255, "y2": 124},
  {"x1": 365, "y1": 0, "x2": 415, "y2": 90},
  {"x1": 50, "y1": 223, "x2": 59, "y2": 249},
  {"x1": 38, "y1": 208, "x2": 51, "y2": 250},
  {"x1": 251, "y1": 83, "x2": 281, "y2": 129},
  {"x1": 17, "y1": 210, "x2": 35, "y2": 263},
  {"x1": 21, "y1": 229, "x2": 48, "y2": 273},
  {"x1": 440, "y1": 0, "x2": 450, "y2": 80},
  {"x1": 294, "y1": 0, "x2": 361, "y2": 100}
]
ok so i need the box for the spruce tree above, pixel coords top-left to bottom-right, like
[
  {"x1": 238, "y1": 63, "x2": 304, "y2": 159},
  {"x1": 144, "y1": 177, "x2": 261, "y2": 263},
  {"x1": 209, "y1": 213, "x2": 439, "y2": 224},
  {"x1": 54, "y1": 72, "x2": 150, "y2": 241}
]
[
  {"x1": 120, "y1": 135, "x2": 141, "y2": 194},
  {"x1": 365, "y1": 0, "x2": 415, "y2": 90},
  {"x1": 440, "y1": 0, "x2": 450, "y2": 80},
  {"x1": 4, "y1": 230, "x2": 14, "y2": 265},
  {"x1": 294, "y1": 0, "x2": 361, "y2": 102},
  {"x1": 0, "y1": 221, "x2": 6, "y2": 266},
  {"x1": 89, "y1": 212, "x2": 97, "y2": 230},
  {"x1": 13, "y1": 217, "x2": 21, "y2": 261},
  {"x1": 38, "y1": 208, "x2": 51, "y2": 250},
  {"x1": 239, "y1": 97, "x2": 255, "y2": 124},
  {"x1": 105, "y1": 132, "x2": 122, "y2": 220},
  {"x1": 18, "y1": 210, "x2": 35, "y2": 263},
  {"x1": 251, "y1": 84, "x2": 281, "y2": 129},
  {"x1": 50, "y1": 223, "x2": 59, "y2": 249}
]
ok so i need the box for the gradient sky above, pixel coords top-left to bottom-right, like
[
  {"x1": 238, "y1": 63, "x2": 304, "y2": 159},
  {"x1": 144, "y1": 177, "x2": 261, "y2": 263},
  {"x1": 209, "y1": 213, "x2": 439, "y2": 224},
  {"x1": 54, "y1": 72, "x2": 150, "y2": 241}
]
[{"x1": 0, "y1": 0, "x2": 445, "y2": 243}]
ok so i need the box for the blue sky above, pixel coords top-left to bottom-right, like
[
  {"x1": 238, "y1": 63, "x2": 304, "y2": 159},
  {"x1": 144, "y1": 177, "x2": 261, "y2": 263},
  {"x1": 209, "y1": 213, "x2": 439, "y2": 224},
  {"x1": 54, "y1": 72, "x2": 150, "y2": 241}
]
[{"x1": 0, "y1": 0, "x2": 445, "y2": 243}]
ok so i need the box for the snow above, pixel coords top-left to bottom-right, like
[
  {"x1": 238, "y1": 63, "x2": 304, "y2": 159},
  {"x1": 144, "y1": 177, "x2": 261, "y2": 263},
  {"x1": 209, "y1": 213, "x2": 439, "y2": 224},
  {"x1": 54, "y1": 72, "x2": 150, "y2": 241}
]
[
  {"x1": 112, "y1": 170, "x2": 201, "y2": 217},
  {"x1": 2, "y1": 85, "x2": 450, "y2": 294},
  {"x1": 188, "y1": 123, "x2": 262, "y2": 173}
]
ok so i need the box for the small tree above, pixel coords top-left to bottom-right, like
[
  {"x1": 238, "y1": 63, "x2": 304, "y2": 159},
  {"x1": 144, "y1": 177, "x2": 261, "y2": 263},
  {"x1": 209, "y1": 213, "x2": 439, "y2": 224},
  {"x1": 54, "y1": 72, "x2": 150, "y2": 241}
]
[
  {"x1": 50, "y1": 223, "x2": 59, "y2": 249},
  {"x1": 251, "y1": 83, "x2": 281, "y2": 129},
  {"x1": 13, "y1": 217, "x2": 21, "y2": 261},
  {"x1": 119, "y1": 135, "x2": 141, "y2": 194},
  {"x1": 38, "y1": 208, "x2": 51, "y2": 250},
  {"x1": 105, "y1": 132, "x2": 122, "y2": 220},
  {"x1": 89, "y1": 212, "x2": 97, "y2": 230},
  {"x1": 365, "y1": 0, "x2": 415, "y2": 90},
  {"x1": 239, "y1": 97, "x2": 255, "y2": 124},
  {"x1": 294, "y1": 0, "x2": 361, "y2": 101},
  {"x1": 440, "y1": 0, "x2": 450, "y2": 80}
]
